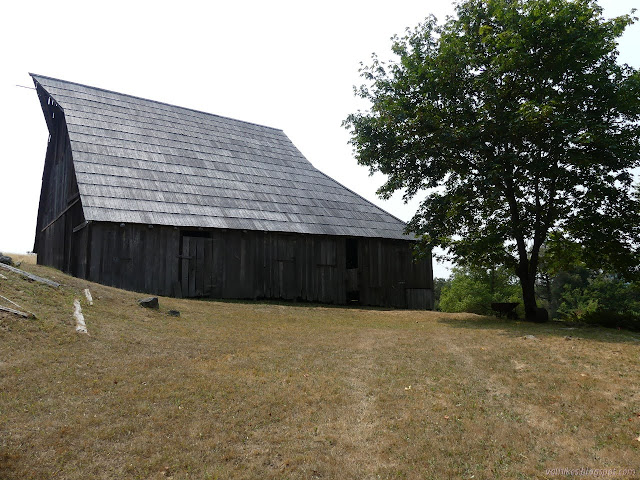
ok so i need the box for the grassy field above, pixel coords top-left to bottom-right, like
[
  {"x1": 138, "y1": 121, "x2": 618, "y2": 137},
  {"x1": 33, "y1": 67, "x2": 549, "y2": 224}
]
[{"x1": 1, "y1": 256, "x2": 639, "y2": 479}]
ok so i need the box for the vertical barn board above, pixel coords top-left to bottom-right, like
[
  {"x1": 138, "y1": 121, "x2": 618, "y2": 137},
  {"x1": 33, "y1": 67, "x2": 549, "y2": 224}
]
[
  {"x1": 290, "y1": 236, "x2": 300, "y2": 299},
  {"x1": 131, "y1": 226, "x2": 145, "y2": 293},
  {"x1": 38, "y1": 229, "x2": 48, "y2": 266},
  {"x1": 305, "y1": 236, "x2": 315, "y2": 302},
  {"x1": 406, "y1": 288, "x2": 433, "y2": 310},
  {"x1": 181, "y1": 236, "x2": 190, "y2": 297},
  {"x1": 395, "y1": 243, "x2": 409, "y2": 308},
  {"x1": 72, "y1": 226, "x2": 87, "y2": 279},
  {"x1": 238, "y1": 233, "x2": 246, "y2": 293},
  {"x1": 371, "y1": 238, "x2": 383, "y2": 306},
  {"x1": 377, "y1": 239, "x2": 391, "y2": 307},
  {"x1": 299, "y1": 235, "x2": 310, "y2": 301},
  {"x1": 203, "y1": 237, "x2": 213, "y2": 297},
  {"x1": 165, "y1": 228, "x2": 180, "y2": 297},
  {"x1": 240, "y1": 232, "x2": 253, "y2": 298},
  {"x1": 99, "y1": 227, "x2": 113, "y2": 287},
  {"x1": 154, "y1": 228, "x2": 165, "y2": 295},
  {"x1": 336, "y1": 238, "x2": 347, "y2": 304},
  {"x1": 153, "y1": 228, "x2": 165, "y2": 295},
  {"x1": 294, "y1": 234, "x2": 304, "y2": 301},
  {"x1": 195, "y1": 237, "x2": 204, "y2": 296},
  {"x1": 256, "y1": 232, "x2": 269, "y2": 299},
  {"x1": 88, "y1": 224, "x2": 103, "y2": 283},
  {"x1": 51, "y1": 220, "x2": 61, "y2": 270},
  {"x1": 188, "y1": 238, "x2": 197, "y2": 297},
  {"x1": 314, "y1": 238, "x2": 338, "y2": 303},
  {"x1": 140, "y1": 227, "x2": 150, "y2": 293},
  {"x1": 275, "y1": 234, "x2": 297, "y2": 300},
  {"x1": 67, "y1": 201, "x2": 85, "y2": 277},
  {"x1": 220, "y1": 230, "x2": 254, "y2": 300},
  {"x1": 153, "y1": 228, "x2": 163, "y2": 295},
  {"x1": 270, "y1": 232, "x2": 279, "y2": 298},
  {"x1": 115, "y1": 225, "x2": 127, "y2": 290},
  {"x1": 211, "y1": 231, "x2": 223, "y2": 298},
  {"x1": 141, "y1": 227, "x2": 153, "y2": 294},
  {"x1": 119, "y1": 224, "x2": 133, "y2": 291},
  {"x1": 222, "y1": 231, "x2": 237, "y2": 298},
  {"x1": 64, "y1": 209, "x2": 72, "y2": 273},
  {"x1": 112, "y1": 225, "x2": 122, "y2": 287},
  {"x1": 313, "y1": 238, "x2": 322, "y2": 302}
]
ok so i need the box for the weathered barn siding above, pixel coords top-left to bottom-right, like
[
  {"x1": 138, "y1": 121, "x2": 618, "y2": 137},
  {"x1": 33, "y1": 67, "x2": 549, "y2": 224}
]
[
  {"x1": 33, "y1": 86, "x2": 86, "y2": 274},
  {"x1": 78, "y1": 223, "x2": 432, "y2": 308}
]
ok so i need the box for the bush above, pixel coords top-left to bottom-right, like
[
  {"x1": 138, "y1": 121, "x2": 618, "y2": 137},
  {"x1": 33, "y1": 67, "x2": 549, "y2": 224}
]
[
  {"x1": 439, "y1": 266, "x2": 521, "y2": 315},
  {"x1": 556, "y1": 274, "x2": 640, "y2": 331},
  {"x1": 581, "y1": 310, "x2": 640, "y2": 331}
]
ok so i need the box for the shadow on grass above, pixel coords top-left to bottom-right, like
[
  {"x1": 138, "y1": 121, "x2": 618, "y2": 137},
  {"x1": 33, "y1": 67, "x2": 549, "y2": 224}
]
[
  {"x1": 437, "y1": 314, "x2": 640, "y2": 344},
  {"x1": 187, "y1": 296, "x2": 397, "y2": 311}
]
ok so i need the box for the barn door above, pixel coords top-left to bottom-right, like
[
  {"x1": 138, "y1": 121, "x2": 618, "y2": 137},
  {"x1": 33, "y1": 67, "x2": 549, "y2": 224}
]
[
  {"x1": 345, "y1": 238, "x2": 359, "y2": 303},
  {"x1": 181, "y1": 235, "x2": 213, "y2": 297}
]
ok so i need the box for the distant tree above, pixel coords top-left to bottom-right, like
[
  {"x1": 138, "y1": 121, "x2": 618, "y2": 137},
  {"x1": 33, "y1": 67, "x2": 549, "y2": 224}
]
[
  {"x1": 439, "y1": 266, "x2": 521, "y2": 315},
  {"x1": 344, "y1": 0, "x2": 640, "y2": 321},
  {"x1": 432, "y1": 276, "x2": 452, "y2": 310}
]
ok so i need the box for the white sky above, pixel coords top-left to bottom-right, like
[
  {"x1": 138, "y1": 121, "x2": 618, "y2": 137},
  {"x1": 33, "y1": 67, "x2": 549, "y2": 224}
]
[{"x1": 2, "y1": 0, "x2": 638, "y2": 278}]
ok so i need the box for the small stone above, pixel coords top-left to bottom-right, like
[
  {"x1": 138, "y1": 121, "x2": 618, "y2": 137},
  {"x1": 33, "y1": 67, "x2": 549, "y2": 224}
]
[
  {"x1": 523, "y1": 334, "x2": 538, "y2": 340},
  {"x1": 0, "y1": 254, "x2": 14, "y2": 266},
  {"x1": 137, "y1": 297, "x2": 159, "y2": 309},
  {"x1": 167, "y1": 310, "x2": 180, "y2": 317}
]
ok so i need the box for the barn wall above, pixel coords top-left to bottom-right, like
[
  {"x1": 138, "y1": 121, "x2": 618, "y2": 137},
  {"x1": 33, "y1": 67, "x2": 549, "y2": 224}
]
[
  {"x1": 79, "y1": 223, "x2": 433, "y2": 309},
  {"x1": 34, "y1": 88, "x2": 86, "y2": 275},
  {"x1": 85, "y1": 223, "x2": 180, "y2": 296}
]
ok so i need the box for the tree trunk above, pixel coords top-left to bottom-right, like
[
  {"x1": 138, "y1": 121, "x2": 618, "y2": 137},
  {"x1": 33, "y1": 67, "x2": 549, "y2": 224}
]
[{"x1": 519, "y1": 273, "x2": 538, "y2": 321}]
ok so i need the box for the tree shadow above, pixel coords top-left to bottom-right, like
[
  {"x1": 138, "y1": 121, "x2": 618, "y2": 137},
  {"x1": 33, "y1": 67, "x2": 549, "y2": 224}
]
[
  {"x1": 191, "y1": 296, "x2": 396, "y2": 311},
  {"x1": 436, "y1": 314, "x2": 640, "y2": 344}
]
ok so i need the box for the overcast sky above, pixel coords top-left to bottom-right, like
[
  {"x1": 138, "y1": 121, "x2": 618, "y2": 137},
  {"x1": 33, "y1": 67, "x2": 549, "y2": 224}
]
[{"x1": 2, "y1": 0, "x2": 638, "y2": 278}]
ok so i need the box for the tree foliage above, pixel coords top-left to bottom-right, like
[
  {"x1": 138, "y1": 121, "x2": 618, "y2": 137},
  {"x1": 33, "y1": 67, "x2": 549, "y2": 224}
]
[
  {"x1": 344, "y1": 0, "x2": 640, "y2": 320},
  {"x1": 439, "y1": 266, "x2": 521, "y2": 315}
]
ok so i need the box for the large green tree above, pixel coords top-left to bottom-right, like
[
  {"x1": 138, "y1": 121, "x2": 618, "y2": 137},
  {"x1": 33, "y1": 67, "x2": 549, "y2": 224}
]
[{"x1": 344, "y1": 0, "x2": 640, "y2": 321}]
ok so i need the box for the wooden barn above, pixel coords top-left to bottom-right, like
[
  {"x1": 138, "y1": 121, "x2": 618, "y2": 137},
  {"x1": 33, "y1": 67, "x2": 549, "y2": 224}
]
[{"x1": 31, "y1": 74, "x2": 433, "y2": 309}]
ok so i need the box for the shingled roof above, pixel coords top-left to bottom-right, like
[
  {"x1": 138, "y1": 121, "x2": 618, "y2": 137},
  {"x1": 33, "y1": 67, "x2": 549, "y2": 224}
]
[{"x1": 31, "y1": 74, "x2": 411, "y2": 240}]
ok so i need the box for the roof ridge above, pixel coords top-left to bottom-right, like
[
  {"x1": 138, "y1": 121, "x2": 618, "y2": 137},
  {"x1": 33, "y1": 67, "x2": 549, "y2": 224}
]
[{"x1": 29, "y1": 73, "x2": 284, "y2": 133}]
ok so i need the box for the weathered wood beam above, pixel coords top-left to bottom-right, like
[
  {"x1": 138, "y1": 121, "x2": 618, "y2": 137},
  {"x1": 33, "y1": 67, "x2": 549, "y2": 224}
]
[
  {"x1": 0, "y1": 263, "x2": 61, "y2": 287},
  {"x1": 40, "y1": 198, "x2": 80, "y2": 233},
  {"x1": 0, "y1": 305, "x2": 34, "y2": 319}
]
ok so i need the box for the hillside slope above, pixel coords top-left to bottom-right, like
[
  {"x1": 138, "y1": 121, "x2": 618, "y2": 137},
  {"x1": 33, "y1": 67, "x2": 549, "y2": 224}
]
[{"x1": 1, "y1": 259, "x2": 639, "y2": 479}]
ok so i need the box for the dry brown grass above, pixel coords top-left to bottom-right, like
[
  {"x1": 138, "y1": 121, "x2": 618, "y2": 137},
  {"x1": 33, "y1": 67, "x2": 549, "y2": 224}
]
[{"x1": 0, "y1": 260, "x2": 639, "y2": 479}]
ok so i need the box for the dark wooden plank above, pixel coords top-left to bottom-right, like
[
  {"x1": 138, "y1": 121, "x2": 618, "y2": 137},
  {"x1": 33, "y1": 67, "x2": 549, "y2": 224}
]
[
  {"x1": 195, "y1": 237, "x2": 204, "y2": 297},
  {"x1": 188, "y1": 237, "x2": 196, "y2": 297},
  {"x1": 166, "y1": 228, "x2": 180, "y2": 296},
  {"x1": 88, "y1": 224, "x2": 102, "y2": 283},
  {"x1": 181, "y1": 236, "x2": 190, "y2": 297},
  {"x1": 202, "y1": 238, "x2": 213, "y2": 297},
  {"x1": 211, "y1": 232, "x2": 223, "y2": 298},
  {"x1": 130, "y1": 226, "x2": 144, "y2": 292}
]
